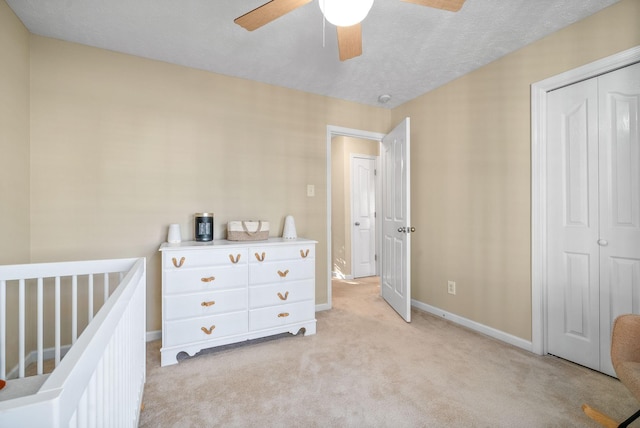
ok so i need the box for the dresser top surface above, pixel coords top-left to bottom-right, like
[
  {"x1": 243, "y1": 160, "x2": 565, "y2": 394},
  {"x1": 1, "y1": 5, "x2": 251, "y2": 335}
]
[{"x1": 159, "y1": 237, "x2": 317, "y2": 252}]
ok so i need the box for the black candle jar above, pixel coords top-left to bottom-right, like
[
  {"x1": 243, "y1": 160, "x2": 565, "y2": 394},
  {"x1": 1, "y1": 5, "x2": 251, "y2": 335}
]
[{"x1": 194, "y1": 213, "x2": 214, "y2": 241}]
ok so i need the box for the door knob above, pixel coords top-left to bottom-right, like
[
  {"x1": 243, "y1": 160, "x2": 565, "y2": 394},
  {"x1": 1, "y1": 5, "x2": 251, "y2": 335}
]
[
  {"x1": 355, "y1": 222, "x2": 360, "y2": 226},
  {"x1": 409, "y1": 227, "x2": 416, "y2": 233},
  {"x1": 398, "y1": 227, "x2": 406, "y2": 233},
  {"x1": 597, "y1": 239, "x2": 608, "y2": 246}
]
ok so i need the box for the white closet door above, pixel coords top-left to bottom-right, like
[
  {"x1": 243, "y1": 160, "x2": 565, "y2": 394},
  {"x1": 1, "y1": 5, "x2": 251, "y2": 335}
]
[
  {"x1": 546, "y1": 62, "x2": 640, "y2": 376},
  {"x1": 546, "y1": 78, "x2": 601, "y2": 370},
  {"x1": 597, "y1": 62, "x2": 640, "y2": 376}
]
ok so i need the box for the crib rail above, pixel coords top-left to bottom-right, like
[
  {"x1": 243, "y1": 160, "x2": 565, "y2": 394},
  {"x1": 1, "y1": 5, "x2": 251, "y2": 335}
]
[
  {"x1": 0, "y1": 258, "x2": 137, "y2": 380},
  {"x1": 0, "y1": 258, "x2": 146, "y2": 427}
]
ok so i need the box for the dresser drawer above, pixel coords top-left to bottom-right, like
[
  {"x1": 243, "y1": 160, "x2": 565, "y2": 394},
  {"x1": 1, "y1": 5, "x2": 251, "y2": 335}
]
[
  {"x1": 249, "y1": 245, "x2": 315, "y2": 263},
  {"x1": 164, "y1": 288, "x2": 247, "y2": 321},
  {"x1": 248, "y1": 280, "x2": 315, "y2": 309},
  {"x1": 164, "y1": 311, "x2": 248, "y2": 347},
  {"x1": 249, "y1": 260, "x2": 314, "y2": 285},
  {"x1": 249, "y1": 300, "x2": 315, "y2": 331},
  {"x1": 164, "y1": 265, "x2": 248, "y2": 294},
  {"x1": 163, "y1": 249, "x2": 247, "y2": 270}
]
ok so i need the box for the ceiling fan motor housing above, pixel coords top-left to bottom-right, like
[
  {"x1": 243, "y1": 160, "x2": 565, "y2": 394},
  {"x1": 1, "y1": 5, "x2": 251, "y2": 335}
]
[{"x1": 318, "y1": 0, "x2": 375, "y2": 27}]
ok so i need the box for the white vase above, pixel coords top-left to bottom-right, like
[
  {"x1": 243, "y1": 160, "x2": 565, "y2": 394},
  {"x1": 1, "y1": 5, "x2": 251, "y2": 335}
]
[
  {"x1": 167, "y1": 224, "x2": 181, "y2": 243},
  {"x1": 282, "y1": 215, "x2": 297, "y2": 239}
]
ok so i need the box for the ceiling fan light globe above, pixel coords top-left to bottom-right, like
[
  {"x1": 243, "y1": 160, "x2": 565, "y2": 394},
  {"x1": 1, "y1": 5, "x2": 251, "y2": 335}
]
[{"x1": 318, "y1": 0, "x2": 374, "y2": 27}]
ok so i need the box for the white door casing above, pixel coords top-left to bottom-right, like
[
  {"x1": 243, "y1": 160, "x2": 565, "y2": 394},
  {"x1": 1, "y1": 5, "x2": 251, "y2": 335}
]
[
  {"x1": 381, "y1": 118, "x2": 412, "y2": 322},
  {"x1": 351, "y1": 155, "x2": 377, "y2": 278}
]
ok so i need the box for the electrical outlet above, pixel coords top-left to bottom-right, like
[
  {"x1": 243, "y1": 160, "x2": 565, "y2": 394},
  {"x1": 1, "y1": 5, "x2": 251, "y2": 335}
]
[{"x1": 447, "y1": 280, "x2": 456, "y2": 295}]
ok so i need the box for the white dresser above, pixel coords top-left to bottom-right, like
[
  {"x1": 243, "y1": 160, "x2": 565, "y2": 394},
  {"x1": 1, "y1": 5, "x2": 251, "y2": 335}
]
[{"x1": 159, "y1": 238, "x2": 317, "y2": 366}]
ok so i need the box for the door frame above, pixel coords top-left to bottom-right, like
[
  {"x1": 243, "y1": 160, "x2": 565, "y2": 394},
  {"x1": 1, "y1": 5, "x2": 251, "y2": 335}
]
[
  {"x1": 530, "y1": 45, "x2": 640, "y2": 355},
  {"x1": 350, "y1": 154, "x2": 379, "y2": 279},
  {"x1": 324, "y1": 125, "x2": 385, "y2": 310}
]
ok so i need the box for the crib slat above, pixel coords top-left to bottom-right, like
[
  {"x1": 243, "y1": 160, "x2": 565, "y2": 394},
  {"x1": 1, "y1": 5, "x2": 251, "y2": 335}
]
[
  {"x1": 77, "y1": 387, "x2": 88, "y2": 427},
  {"x1": 72, "y1": 275, "x2": 78, "y2": 344},
  {"x1": 37, "y1": 277, "x2": 44, "y2": 375},
  {"x1": 103, "y1": 272, "x2": 109, "y2": 305},
  {"x1": 0, "y1": 279, "x2": 6, "y2": 379},
  {"x1": 88, "y1": 371, "x2": 97, "y2": 428},
  {"x1": 88, "y1": 274, "x2": 94, "y2": 322},
  {"x1": 105, "y1": 341, "x2": 113, "y2": 427},
  {"x1": 55, "y1": 276, "x2": 61, "y2": 366},
  {"x1": 96, "y1": 358, "x2": 104, "y2": 428},
  {"x1": 19, "y1": 278, "x2": 25, "y2": 378}
]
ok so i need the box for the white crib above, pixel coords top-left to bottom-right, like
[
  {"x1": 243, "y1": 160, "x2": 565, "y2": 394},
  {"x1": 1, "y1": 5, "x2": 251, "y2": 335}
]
[{"x1": 0, "y1": 257, "x2": 146, "y2": 427}]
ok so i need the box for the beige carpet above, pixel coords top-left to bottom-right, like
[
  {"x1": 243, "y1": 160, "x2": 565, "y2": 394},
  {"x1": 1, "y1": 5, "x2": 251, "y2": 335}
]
[{"x1": 139, "y1": 278, "x2": 639, "y2": 427}]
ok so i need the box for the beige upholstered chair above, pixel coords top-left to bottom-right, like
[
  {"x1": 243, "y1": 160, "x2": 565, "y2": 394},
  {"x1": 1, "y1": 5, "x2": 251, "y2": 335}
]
[{"x1": 583, "y1": 314, "x2": 640, "y2": 428}]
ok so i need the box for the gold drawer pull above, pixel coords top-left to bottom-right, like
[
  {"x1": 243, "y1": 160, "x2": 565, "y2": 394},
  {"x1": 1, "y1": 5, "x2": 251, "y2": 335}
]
[
  {"x1": 201, "y1": 325, "x2": 216, "y2": 335},
  {"x1": 201, "y1": 300, "x2": 216, "y2": 307},
  {"x1": 300, "y1": 249, "x2": 310, "y2": 258},
  {"x1": 278, "y1": 312, "x2": 289, "y2": 318},
  {"x1": 229, "y1": 254, "x2": 241, "y2": 264},
  {"x1": 201, "y1": 276, "x2": 216, "y2": 283},
  {"x1": 277, "y1": 269, "x2": 289, "y2": 278},
  {"x1": 277, "y1": 291, "x2": 289, "y2": 301},
  {"x1": 255, "y1": 252, "x2": 266, "y2": 262},
  {"x1": 172, "y1": 257, "x2": 185, "y2": 268}
]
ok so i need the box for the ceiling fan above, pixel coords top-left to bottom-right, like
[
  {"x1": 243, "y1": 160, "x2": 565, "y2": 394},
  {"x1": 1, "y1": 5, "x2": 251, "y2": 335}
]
[{"x1": 234, "y1": 0, "x2": 466, "y2": 61}]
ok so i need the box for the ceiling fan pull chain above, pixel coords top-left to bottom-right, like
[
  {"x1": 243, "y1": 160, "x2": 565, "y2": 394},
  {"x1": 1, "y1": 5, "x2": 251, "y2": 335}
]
[{"x1": 322, "y1": 0, "x2": 326, "y2": 48}]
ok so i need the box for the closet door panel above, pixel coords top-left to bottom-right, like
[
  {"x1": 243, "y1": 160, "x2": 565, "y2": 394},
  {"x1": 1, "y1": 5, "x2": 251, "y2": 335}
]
[
  {"x1": 546, "y1": 78, "x2": 600, "y2": 370},
  {"x1": 598, "y1": 62, "x2": 640, "y2": 376}
]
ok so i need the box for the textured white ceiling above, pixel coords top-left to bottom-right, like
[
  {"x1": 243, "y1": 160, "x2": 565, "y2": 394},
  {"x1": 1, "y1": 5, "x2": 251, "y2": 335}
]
[{"x1": 6, "y1": 0, "x2": 621, "y2": 108}]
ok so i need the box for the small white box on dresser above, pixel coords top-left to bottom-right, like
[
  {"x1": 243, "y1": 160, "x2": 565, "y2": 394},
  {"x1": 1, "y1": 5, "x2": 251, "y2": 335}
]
[{"x1": 159, "y1": 238, "x2": 317, "y2": 366}]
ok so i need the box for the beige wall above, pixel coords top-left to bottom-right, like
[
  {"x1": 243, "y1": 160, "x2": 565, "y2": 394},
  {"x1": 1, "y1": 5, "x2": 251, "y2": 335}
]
[
  {"x1": 28, "y1": 35, "x2": 390, "y2": 333},
  {"x1": 393, "y1": 0, "x2": 640, "y2": 340},
  {"x1": 331, "y1": 136, "x2": 379, "y2": 278},
  {"x1": 0, "y1": 0, "x2": 29, "y2": 264},
  {"x1": 0, "y1": 0, "x2": 30, "y2": 373}
]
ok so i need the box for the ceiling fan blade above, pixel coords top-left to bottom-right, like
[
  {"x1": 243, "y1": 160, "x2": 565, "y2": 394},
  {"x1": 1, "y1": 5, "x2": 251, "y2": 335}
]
[
  {"x1": 336, "y1": 24, "x2": 362, "y2": 61},
  {"x1": 235, "y1": 0, "x2": 312, "y2": 31},
  {"x1": 401, "y1": 0, "x2": 466, "y2": 12}
]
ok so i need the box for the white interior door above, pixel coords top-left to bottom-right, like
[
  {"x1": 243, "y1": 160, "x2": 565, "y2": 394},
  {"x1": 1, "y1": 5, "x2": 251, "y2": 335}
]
[
  {"x1": 546, "y1": 63, "x2": 640, "y2": 376},
  {"x1": 351, "y1": 155, "x2": 377, "y2": 278},
  {"x1": 546, "y1": 78, "x2": 601, "y2": 370},
  {"x1": 381, "y1": 118, "x2": 412, "y2": 322},
  {"x1": 597, "y1": 62, "x2": 640, "y2": 375}
]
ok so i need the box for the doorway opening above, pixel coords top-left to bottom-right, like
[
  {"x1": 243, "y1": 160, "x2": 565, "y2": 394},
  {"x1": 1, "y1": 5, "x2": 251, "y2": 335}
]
[
  {"x1": 325, "y1": 126, "x2": 385, "y2": 310},
  {"x1": 332, "y1": 144, "x2": 380, "y2": 279}
]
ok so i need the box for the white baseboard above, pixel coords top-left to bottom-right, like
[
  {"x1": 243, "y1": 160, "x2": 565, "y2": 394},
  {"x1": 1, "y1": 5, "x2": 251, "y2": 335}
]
[
  {"x1": 411, "y1": 299, "x2": 533, "y2": 353},
  {"x1": 7, "y1": 344, "x2": 71, "y2": 380},
  {"x1": 146, "y1": 330, "x2": 162, "y2": 342},
  {"x1": 315, "y1": 302, "x2": 331, "y2": 312}
]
